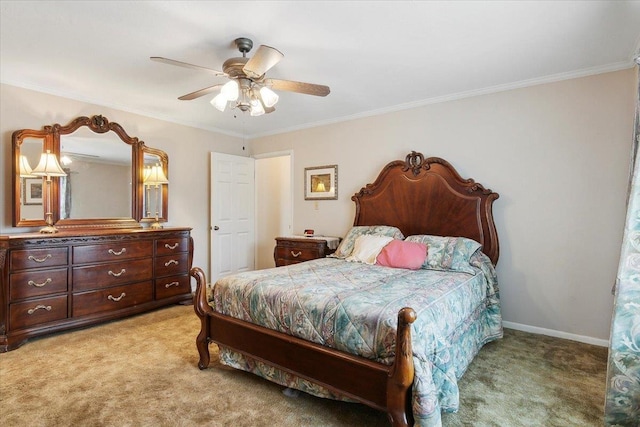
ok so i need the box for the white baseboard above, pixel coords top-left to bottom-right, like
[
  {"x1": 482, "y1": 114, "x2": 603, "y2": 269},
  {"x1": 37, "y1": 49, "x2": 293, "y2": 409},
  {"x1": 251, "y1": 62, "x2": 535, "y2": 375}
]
[{"x1": 502, "y1": 321, "x2": 609, "y2": 347}]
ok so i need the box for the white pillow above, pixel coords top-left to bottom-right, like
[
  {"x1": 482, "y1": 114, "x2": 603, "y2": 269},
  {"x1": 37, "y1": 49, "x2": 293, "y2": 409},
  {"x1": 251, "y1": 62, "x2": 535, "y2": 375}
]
[{"x1": 345, "y1": 235, "x2": 394, "y2": 265}]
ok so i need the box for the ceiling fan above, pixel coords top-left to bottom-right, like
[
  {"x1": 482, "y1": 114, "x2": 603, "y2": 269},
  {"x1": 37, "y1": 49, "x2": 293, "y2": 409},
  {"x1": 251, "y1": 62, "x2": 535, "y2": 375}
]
[{"x1": 151, "y1": 37, "x2": 330, "y2": 116}]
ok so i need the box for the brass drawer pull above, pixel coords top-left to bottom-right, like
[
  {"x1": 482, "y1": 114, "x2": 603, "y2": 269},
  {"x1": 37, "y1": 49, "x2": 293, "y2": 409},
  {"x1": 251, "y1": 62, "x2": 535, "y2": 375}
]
[
  {"x1": 165, "y1": 243, "x2": 179, "y2": 250},
  {"x1": 108, "y1": 292, "x2": 126, "y2": 302},
  {"x1": 27, "y1": 304, "x2": 52, "y2": 315},
  {"x1": 28, "y1": 278, "x2": 52, "y2": 288},
  {"x1": 164, "y1": 259, "x2": 179, "y2": 267},
  {"x1": 28, "y1": 254, "x2": 52, "y2": 263},
  {"x1": 165, "y1": 281, "x2": 180, "y2": 288},
  {"x1": 291, "y1": 251, "x2": 302, "y2": 258},
  {"x1": 108, "y1": 269, "x2": 126, "y2": 277},
  {"x1": 108, "y1": 248, "x2": 127, "y2": 256}
]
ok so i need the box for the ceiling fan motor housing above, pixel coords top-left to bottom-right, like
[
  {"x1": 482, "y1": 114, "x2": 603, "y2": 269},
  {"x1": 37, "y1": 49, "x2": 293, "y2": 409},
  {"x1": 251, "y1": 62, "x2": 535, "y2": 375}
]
[{"x1": 222, "y1": 57, "x2": 252, "y2": 79}]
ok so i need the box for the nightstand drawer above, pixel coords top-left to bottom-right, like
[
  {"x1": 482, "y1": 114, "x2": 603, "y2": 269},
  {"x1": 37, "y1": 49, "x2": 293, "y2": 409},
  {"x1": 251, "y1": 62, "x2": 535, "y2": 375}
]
[
  {"x1": 275, "y1": 246, "x2": 321, "y2": 262},
  {"x1": 274, "y1": 236, "x2": 339, "y2": 267}
]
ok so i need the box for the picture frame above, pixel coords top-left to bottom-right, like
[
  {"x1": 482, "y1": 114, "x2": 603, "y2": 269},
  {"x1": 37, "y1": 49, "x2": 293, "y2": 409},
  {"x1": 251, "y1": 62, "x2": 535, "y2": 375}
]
[
  {"x1": 23, "y1": 177, "x2": 43, "y2": 205},
  {"x1": 304, "y1": 165, "x2": 338, "y2": 200}
]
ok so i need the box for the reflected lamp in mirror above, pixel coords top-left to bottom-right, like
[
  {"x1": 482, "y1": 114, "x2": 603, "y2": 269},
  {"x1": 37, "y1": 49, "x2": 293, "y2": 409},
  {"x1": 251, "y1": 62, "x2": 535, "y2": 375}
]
[
  {"x1": 31, "y1": 150, "x2": 67, "y2": 233},
  {"x1": 315, "y1": 181, "x2": 326, "y2": 192},
  {"x1": 144, "y1": 164, "x2": 168, "y2": 229},
  {"x1": 19, "y1": 155, "x2": 36, "y2": 177}
]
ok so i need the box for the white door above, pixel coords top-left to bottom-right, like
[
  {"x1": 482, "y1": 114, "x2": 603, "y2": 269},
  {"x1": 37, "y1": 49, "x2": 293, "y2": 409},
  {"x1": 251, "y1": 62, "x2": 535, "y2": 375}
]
[{"x1": 210, "y1": 152, "x2": 255, "y2": 283}]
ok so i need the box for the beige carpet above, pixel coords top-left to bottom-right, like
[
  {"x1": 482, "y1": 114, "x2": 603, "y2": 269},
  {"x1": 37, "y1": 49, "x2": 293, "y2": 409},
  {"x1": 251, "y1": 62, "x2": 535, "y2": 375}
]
[{"x1": 0, "y1": 305, "x2": 607, "y2": 426}]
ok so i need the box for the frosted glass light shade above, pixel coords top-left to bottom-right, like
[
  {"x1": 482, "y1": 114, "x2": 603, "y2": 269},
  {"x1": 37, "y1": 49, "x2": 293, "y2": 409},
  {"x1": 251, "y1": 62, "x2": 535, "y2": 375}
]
[
  {"x1": 221, "y1": 80, "x2": 239, "y2": 101},
  {"x1": 259, "y1": 87, "x2": 279, "y2": 107},
  {"x1": 31, "y1": 150, "x2": 66, "y2": 177},
  {"x1": 250, "y1": 98, "x2": 265, "y2": 116},
  {"x1": 211, "y1": 94, "x2": 228, "y2": 111}
]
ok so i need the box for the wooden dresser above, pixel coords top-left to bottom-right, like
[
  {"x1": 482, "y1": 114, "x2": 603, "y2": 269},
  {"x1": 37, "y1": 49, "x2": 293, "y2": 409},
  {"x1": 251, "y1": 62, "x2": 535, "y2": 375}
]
[
  {"x1": 274, "y1": 236, "x2": 340, "y2": 267},
  {"x1": 0, "y1": 227, "x2": 192, "y2": 352}
]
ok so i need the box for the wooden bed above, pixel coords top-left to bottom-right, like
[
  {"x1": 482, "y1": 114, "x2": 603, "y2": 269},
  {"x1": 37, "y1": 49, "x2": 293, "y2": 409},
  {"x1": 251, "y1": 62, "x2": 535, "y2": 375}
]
[{"x1": 191, "y1": 151, "x2": 499, "y2": 426}]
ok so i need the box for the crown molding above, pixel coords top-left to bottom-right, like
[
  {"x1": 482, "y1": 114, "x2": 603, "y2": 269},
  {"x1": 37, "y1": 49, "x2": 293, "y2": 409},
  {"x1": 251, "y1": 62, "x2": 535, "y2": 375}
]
[
  {"x1": 249, "y1": 60, "x2": 635, "y2": 139},
  {"x1": 0, "y1": 79, "x2": 245, "y2": 139}
]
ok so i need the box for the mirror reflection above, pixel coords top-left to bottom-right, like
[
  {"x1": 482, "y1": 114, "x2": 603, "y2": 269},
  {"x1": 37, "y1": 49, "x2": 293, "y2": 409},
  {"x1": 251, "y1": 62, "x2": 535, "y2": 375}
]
[
  {"x1": 59, "y1": 128, "x2": 133, "y2": 219},
  {"x1": 18, "y1": 137, "x2": 45, "y2": 222},
  {"x1": 142, "y1": 149, "x2": 168, "y2": 227}
]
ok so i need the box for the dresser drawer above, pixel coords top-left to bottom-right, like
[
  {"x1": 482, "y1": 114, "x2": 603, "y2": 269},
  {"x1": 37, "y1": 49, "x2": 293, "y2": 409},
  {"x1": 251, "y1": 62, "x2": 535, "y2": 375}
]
[
  {"x1": 156, "y1": 237, "x2": 189, "y2": 256},
  {"x1": 9, "y1": 295, "x2": 68, "y2": 330},
  {"x1": 72, "y1": 281, "x2": 153, "y2": 317},
  {"x1": 10, "y1": 247, "x2": 68, "y2": 270},
  {"x1": 155, "y1": 274, "x2": 191, "y2": 300},
  {"x1": 10, "y1": 268, "x2": 68, "y2": 301},
  {"x1": 73, "y1": 240, "x2": 153, "y2": 264},
  {"x1": 155, "y1": 253, "x2": 189, "y2": 278},
  {"x1": 73, "y1": 258, "x2": 153, "y2": 291}
]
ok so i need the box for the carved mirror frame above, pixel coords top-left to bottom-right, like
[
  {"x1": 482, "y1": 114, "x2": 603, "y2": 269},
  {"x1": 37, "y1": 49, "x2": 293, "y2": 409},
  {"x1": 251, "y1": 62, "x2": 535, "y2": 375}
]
[{"x1": 12, "y1": 115, "x2": 169, "y2": 229}]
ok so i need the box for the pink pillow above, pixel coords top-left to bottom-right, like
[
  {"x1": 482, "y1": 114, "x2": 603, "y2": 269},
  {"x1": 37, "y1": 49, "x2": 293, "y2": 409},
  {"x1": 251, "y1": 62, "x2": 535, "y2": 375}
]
[{"x1": 376, "y1": 240, "x2": 427, "y2": 270}]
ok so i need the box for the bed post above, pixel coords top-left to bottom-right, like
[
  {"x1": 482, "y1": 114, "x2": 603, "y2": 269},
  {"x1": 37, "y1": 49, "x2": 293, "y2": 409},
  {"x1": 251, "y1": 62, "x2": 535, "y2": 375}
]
[
  {"x1": 387, "y1": 307, "x2": 417, "y2": 427},
  {"x1": 190, "y1": 267, "x2": 214, "y2": 370}
]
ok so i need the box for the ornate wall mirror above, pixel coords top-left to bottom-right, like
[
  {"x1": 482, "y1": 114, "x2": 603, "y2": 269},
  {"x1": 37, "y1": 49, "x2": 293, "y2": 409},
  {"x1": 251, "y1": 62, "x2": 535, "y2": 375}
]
[{"x1": 12, "y1": 115, "x2": 169, "y2": 229}]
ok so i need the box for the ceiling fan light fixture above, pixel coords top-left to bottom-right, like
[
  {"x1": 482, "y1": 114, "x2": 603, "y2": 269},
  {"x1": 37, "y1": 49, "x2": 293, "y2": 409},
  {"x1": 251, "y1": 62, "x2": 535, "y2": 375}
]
[
  {"x1": 210, "y1": 93, "x2": 228, "y2": 111},
  {"x1": 221, "y1": 80, "x2": 239, "y2": 101},
  {"x1": 249, "y1": 98, "x2": 265, "y2": 116},
  {"x1": 259, "y1": 86, "x2": 279, "y2": 107}
]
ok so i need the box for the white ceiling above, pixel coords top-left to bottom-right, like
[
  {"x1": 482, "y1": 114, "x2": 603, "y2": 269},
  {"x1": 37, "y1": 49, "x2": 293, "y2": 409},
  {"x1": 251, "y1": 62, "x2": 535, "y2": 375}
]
[{"x1": 2, "y1": 1, "x2": 639, "y2": 139}]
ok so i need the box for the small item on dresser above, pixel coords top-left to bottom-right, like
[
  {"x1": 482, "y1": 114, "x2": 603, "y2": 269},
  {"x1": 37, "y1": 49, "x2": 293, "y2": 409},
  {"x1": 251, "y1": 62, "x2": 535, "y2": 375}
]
[{"x1": 303, "y1": 229, "x2": 314, "y2": 237}]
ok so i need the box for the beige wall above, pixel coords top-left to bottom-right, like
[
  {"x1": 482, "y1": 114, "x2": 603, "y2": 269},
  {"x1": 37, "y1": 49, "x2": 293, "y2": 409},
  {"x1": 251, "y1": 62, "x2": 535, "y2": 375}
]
[
  {"x1": 251, "y1": 68, "x2": 637, "y2": 343},
  {"x1": 0, "y1": 83, "x2": 245, "y2": 279},
  {"x1": 255, "y1": 154, "x2": 292, "y2": 270}
]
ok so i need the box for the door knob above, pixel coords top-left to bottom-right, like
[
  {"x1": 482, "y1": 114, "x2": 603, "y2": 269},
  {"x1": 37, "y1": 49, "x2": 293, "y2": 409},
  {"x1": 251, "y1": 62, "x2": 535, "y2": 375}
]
[{"x1": 213, "y1": 226, "x2": 219, "y2": 231}]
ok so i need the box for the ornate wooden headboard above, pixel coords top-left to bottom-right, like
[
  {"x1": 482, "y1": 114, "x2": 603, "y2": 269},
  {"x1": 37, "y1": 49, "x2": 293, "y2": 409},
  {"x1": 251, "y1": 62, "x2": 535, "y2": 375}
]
[{"x1": 352, "y1": 151, "x2": 500, "y2": 265}]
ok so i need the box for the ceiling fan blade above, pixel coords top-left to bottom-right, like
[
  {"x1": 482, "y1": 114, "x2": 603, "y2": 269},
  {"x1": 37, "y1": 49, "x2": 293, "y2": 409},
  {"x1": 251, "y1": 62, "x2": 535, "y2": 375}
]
[
  {"x1": 243, "y1": 45, "x2": 284, "y2": 79},
  {"x1": 178, "y1": 84, "x2": 223, "y2": 101},
  {"x1": 264, "y1": 79, "x2": 330, "y2": 97},
  {"x1": 150, "y1": 57, "x2": 226, "y2": 76}
]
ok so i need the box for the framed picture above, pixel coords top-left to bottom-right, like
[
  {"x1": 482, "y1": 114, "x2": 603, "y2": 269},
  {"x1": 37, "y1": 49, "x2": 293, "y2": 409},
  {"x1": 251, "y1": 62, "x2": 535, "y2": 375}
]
[
  {"x1": 23, "y1": 177, "x2": 43, "y2": 205},
  {"x1": 304, "y1": 165, "x2": 338, "y2": 200}
]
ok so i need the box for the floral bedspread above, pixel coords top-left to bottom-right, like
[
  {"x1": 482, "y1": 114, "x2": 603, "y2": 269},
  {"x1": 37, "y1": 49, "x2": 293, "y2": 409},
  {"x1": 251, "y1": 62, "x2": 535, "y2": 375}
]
[{"x1": 209, "y1": 255, "x2": 502, "y2": 426}]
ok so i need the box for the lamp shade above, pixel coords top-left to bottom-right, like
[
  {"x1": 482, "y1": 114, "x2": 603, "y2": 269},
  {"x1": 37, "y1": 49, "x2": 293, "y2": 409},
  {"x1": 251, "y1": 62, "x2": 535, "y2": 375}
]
[
  {"x1": 19, "y1": 155, "x2": 35, "y2": 177},
  {"x1": 31, "y1": 150, "x2": 67, "y2": 177},
  {"x1": 221, "y1": 80, "x2": 239, "y2": 101},
  {"x1": 315, "y1": 181, "x2": 326, "y2": 192},
  {"x1": 144, "y1": 164, "x2": 168, "y2": 185},
  {"x1": 259, "y1": 86, "x2": 279, "y2": 107},
  {"x1": 211, "y1": 93, "x2": 228, "y2": 112},
  {"x1": 249, "y1": 97, "x2": 265, "y2": 116}
]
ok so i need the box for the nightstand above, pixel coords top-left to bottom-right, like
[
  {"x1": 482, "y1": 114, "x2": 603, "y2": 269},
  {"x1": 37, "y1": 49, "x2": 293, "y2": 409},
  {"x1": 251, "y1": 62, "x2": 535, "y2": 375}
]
[{"x1": 274, "y1": 236, "x2": 341, "y2": 267}]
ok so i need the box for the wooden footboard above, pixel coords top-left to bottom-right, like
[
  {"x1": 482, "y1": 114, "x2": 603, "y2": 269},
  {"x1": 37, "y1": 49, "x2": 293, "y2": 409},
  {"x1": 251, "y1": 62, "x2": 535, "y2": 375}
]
[{"x1": 190, "y1": 267, "x2": 416, "y2": 427}]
